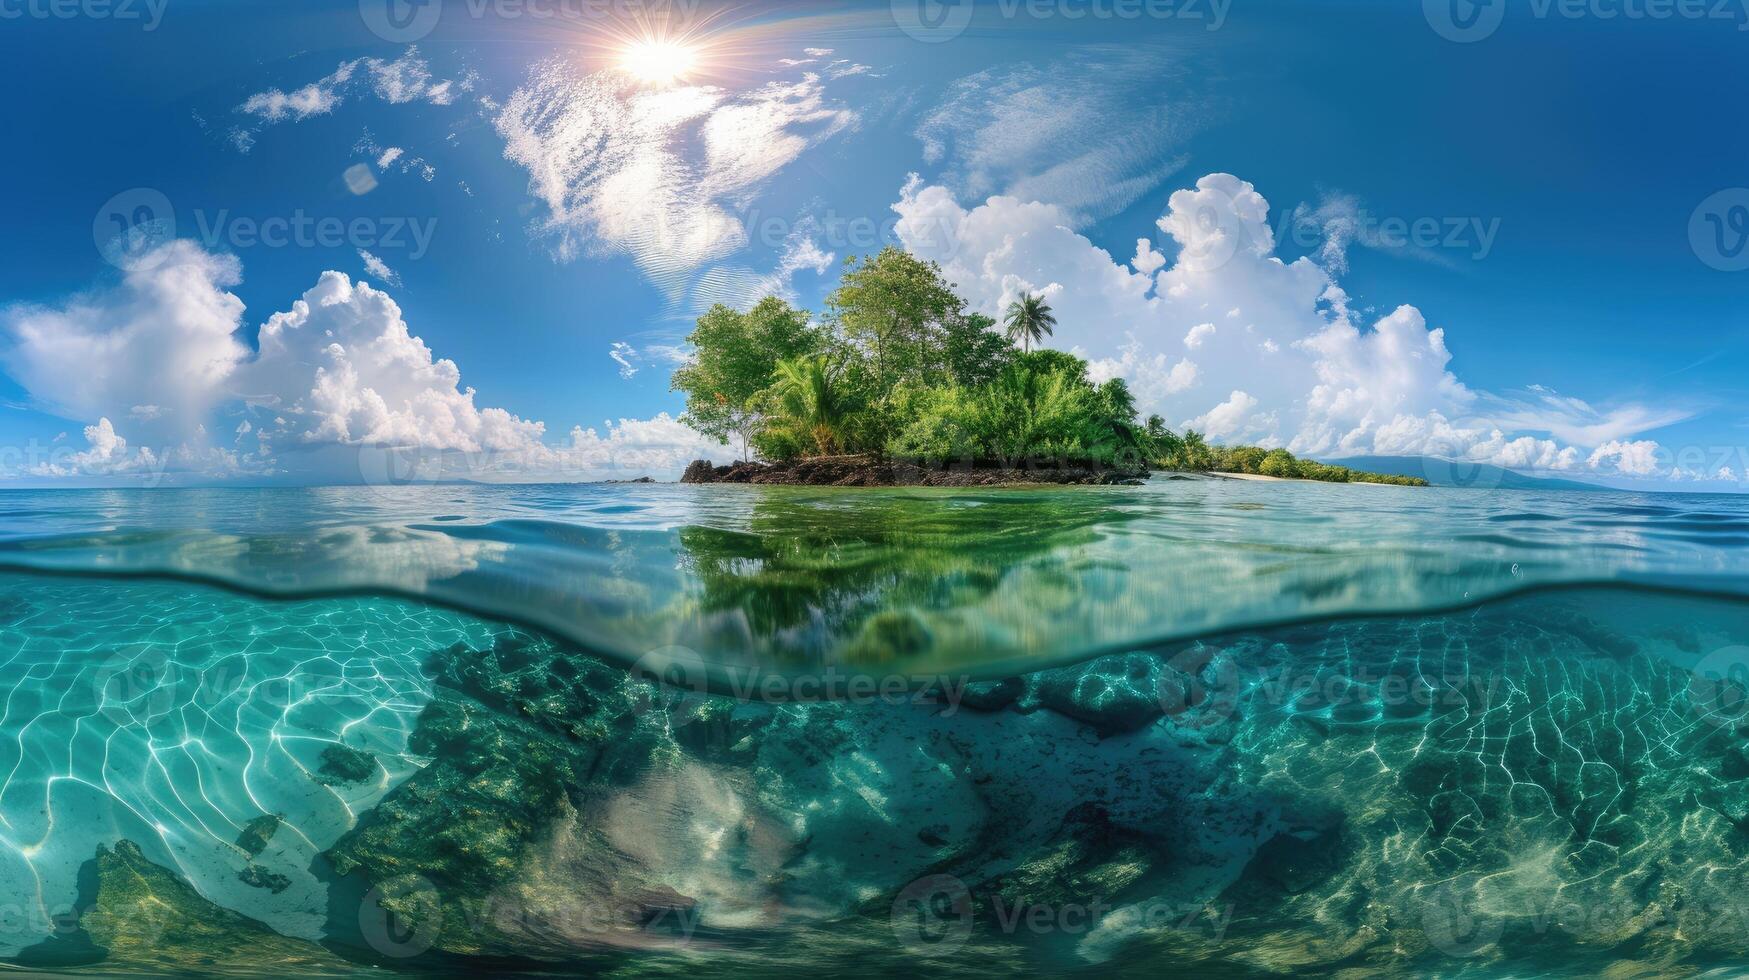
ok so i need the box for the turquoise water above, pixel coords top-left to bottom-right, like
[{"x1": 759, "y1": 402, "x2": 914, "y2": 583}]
[{"x1": 0, "y1": 480, "x2": 1748, "y2": 975}]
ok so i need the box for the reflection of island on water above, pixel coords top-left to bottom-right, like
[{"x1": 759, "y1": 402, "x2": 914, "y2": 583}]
[{"x1": 674, "y1": 488, "x2": 1139, "y2": 665}]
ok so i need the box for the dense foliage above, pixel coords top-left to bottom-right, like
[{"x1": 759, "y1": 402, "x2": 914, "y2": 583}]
[
  {"x1": 672, "y1": 245, "x2": 1425, "y2": 486},
  {"x1": 675, "y1": 248, "x2": 1143, "y2": 468}
]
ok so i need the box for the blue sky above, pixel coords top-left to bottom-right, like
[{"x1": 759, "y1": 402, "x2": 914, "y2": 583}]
[{"x1": 1, "y1": 0, "x2": 1745, "y2": 487}]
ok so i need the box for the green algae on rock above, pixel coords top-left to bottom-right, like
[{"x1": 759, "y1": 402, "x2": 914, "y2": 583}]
[
  {"x1": 235, "y1": 813, "x2": 282, "y2": 858},
  {"x1": 79, "y1": 840, "x2": 346, "y2": 974},
  {"x1": 315, "y1": 744, "x2": 379, "y2": 786}
]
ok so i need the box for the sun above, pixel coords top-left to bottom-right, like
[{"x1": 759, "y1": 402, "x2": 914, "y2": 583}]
[{"x1": 619, "y1": 39, "x2": 699, "y2": 86}]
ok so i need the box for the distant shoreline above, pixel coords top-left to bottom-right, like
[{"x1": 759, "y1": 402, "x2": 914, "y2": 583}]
[{"x1": 1207, "y1": 471, "x2": 1418, "y2": 487}]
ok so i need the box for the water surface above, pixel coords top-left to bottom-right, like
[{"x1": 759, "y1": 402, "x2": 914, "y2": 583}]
[{"x1": 0, "y1": 480, "x2": 1747, "y2": 977}]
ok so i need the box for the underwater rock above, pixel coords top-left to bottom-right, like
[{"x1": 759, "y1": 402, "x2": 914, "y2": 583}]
[
  {"x1": 235, "y1": 813, "x2": 282, "y2": 858},
  {"x1": 239, "y1": 864, "x2": 293, "y2": 894},
  {"x1": 315, "y1": 744, "x2": 377, "y2": 786},
  {"x1": 1225, "y1": 821, "x2": 1345, "y2": 898},
  {"x1": 959, "y1": 677, "x2": 1024, "y2": 712},
  {"x1": 325, "y1": 632, "x2": 688, "y2": 957},
  {"x1": 982, "y1": 803, "x2": 1158, "y2": 912},
  {"x1": 76, "y1": 840, "x2": 343, "y2": 973},
  {"x1": 327, "y1": 695, "x2": 585, "y2": 906},
  {"x1": 1027, "y1": 652, "x2": 1168, "y2": 735}
]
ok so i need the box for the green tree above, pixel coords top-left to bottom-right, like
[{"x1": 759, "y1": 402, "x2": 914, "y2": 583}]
[
  {"x1": 754, "y1": 354, "x2": 862, "y2": 458},
  {"x1": 827, "y1": 248, "x2": 963, "y2": 397},
  {"x1": 940, "y1": 312, "x2": 1013, "y2": 387},
  {"x1": 1002, "y1": 291, "x2": 1057, "y2": 353},
  {"x1": 671, "y1": 298, "x2": 820, "y2": 460},
  {"x1": 1258, "y1": 448, "x2": 1297, "y2": 478}
]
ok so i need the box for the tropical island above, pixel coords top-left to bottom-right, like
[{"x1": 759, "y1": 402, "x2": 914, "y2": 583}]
[{"x1": 675, "y1": 247, "x2": 1426, "y2": 488}]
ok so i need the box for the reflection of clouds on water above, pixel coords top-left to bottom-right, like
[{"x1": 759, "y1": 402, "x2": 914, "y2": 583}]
[{"x1": 0, "y1": 574, "x2": 507, "y2": 955}]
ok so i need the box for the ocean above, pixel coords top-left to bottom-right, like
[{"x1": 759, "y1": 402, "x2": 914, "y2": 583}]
[{"x1": 0, "y1": 479, "x2": 1747, "y2": 976}]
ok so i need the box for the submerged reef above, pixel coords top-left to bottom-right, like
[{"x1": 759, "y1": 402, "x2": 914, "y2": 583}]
[
  {"x1": 7, "y1": 580, "x2": 1749, "y2": 976},
  {"x1": 308, "y1": 590, "x2": 1749, "y2": 976}
]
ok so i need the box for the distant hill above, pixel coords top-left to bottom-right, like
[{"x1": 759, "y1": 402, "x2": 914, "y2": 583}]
[{"x1": 1326, "y1": 455, "x2": 1604, "y2": 492}]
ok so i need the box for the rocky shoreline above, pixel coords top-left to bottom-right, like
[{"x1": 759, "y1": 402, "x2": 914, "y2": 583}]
[{"x1": 680, "y1": 455, "x2": 1149, "y2": 487}]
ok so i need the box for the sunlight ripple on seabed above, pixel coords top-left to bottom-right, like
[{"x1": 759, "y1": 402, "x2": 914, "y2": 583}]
[{"x1": 0, "y1": 576, "x2": 498, "y2": 954}]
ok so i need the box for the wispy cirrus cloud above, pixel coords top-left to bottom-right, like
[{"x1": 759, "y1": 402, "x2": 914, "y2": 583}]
[
  {"x1": 916, "y1": 46, "x2": 1210, "y2": 227},
  {"x1": 494, "y1": 57, "x2": 856, "y2": 295},
  {"x1": 231, "y1": 48, "x2": 463, "y2": 152}
]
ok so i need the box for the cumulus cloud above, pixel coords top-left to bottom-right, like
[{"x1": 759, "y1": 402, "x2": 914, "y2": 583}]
[
  {"x1": 25, "y1": 418, "x2": 149, "y2": 478},
  {"x1": 893, "y1": 171, "x2": 1680, "y2": 477},
  {"x1": 2, "y1": 243, "x2": 727, "y2": 482},
  {"x1": 494, "y1": 58, "x2": 855, "y2": 294},
  {"x1": 2, "y1": 240, "x2": 248, "y2": 435},
  {"x1": 1588, "y1": 439, "x2": 1662, "y2": 477},
  {"x1": 239, "y1": 271, "x2": 548, "y2": 454}
]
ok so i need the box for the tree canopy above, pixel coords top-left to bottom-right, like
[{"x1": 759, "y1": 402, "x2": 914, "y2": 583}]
[
  {"x1": 670, "y1": 296, "x2": 820, "y2": 459},
  {"x1": 671, "y1": 246, "x2": 1425, "y2": 487}
]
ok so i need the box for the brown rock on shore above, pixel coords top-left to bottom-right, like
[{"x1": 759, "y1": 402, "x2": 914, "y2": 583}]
[{"x1": 679, "y1": 455, "x2": 1148, "y2": 487}]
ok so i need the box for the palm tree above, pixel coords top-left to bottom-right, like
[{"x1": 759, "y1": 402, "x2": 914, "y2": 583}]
[
  {"x1": 765, "y1": 354, "x2": 856, "y2": 456},
  {"x1": 1003, "y1": 292, "x2": 1057, "y2": 354}
]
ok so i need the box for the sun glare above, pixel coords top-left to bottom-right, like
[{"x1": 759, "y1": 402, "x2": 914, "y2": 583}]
[{"x1": 619, "y1": 39, "x2": 699, "y2": 86}]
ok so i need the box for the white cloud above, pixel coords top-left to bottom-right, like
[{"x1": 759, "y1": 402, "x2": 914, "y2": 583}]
[
  {"x1": 2, "y1": 240, "x2": 248, "y2": 436},
  {"x1": 1132, "y1": 238, "x2": 1166, "y2": 275},
  {"x1": 234, "y1": 48, "x2": 458, "y2": 151},
  {"x1": 241, "y1": 271, "x2": 546, "y2": 454},
  {"x1": 894, "y1": 171, "x2": 1680, "y2": 476},
  {"x1": 357, "y1": 249, "x2": 401, "y2": 287},
  {"x1": 28, "y1": 418, "x2": 143, "y2": 477},
  {"x1": 916, "y1": 51, "x2": 1201, "y2": 227},
  {"x1": 1587, "y1": 439, "x2": 1662, "y2": 477},
  {"x1": 3, "y1": 242, "x2": 725, "y2": 483},
  {"x1": 238, "y1": 61, "x2": 356, "y2": 122},
  {"x1": 690, "y1": 228, "x2": 836, "y2": 312},
  {"x1": 495, "y1": 59, "x2": 855, "y2": 294},
  {"x1": 610, "y1": 341, "x2": 639, "y2": 380},
  {"x1": 1187, "y1": 391, "x2": 1265, "y2": 441}
]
